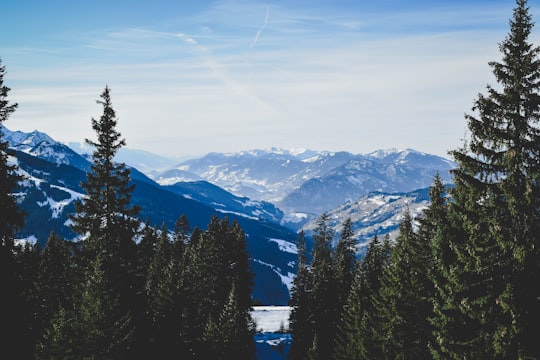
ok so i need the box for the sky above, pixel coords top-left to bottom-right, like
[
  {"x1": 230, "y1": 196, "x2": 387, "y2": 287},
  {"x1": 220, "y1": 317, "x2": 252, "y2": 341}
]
[{"x1": 1, "y1": 0, "x2": 538, "y2": 160}]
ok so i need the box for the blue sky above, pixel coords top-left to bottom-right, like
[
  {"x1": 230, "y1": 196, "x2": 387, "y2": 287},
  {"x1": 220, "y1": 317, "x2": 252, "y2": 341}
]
[{"x1": 1, "y1": 0, "x2": 536, "y2": 159}]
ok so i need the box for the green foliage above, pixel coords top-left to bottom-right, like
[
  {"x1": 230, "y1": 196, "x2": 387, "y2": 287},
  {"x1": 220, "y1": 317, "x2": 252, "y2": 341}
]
[
  {"x1": 380, "y1": 210, "x2": 433, "y2": 359},
  {"x1": 70, "y1": 86, "x2": 140, "y2": 256},
  {"x1": 334, "y1": 235, "x2": 389, "y2": 359},
  {"x1": 289, "y1": 215, "x2": 358, "y2": 360},
  {"x1": 288, "y1": 231, "x2": 314, "y2": 360},
  {"x1": 445, "y1": 0, "x2": 540, "y2": 357}
]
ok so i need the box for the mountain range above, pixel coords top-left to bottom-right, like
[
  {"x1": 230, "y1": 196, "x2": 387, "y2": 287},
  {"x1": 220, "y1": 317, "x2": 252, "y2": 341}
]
[
  {"x1": 154, "y1": 146, "x2": 455, "y2": 231},
  {"x1": 2, "y1": 126, "x2": 456, "y2": 304}
]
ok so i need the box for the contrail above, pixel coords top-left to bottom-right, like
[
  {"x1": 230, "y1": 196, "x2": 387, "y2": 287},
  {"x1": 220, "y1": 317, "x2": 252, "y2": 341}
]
[{"x1": 249, "y1": 6, "x2": 270, "y2": 49}]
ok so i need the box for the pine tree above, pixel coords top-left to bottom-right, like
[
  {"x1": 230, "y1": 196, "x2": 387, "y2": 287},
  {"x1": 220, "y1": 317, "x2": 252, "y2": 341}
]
[
  {"x1": 288, "y1": 231, "x2": 314, "y2": 360},
  {"x1": 307, "y1": 213, "x2": 338, "y2": 360},
  {"x1": 448, "y1": 0, "x2": 540, "y2": 357},
  {"x1": 0, "y1": 59, "x2": 24, "y2": 246},
  {"x1": 380, "y1": 210, "x2": 433, "y2": 359},
  {"x1": 422, "y1": 175, "x2": 473, "y2": 359},
  {"x1": 77, "y1": 252, "x2": 135, "y2": 358},
  {"x1": 16, "y1": 241, "x2": 41, "y2": 358},
  {"x1": 70, "y1": 86, "x2": 140, "y2": 258},
  {"x1": 333, "y1": 235, "x2": 391, "y2": 359},
  {"x1": 137, "y1": 220, "x2": 159, "y2": 273},
  {"x1": 0, "y1": 59, "x2": 27, "y2": 355},
  {"x1": 144, "y1": 223, "x2": 175, "y2": 355},
  {"x1": 211, "y1": 283, "x2": 256, "y2": 360},
  {"x1": 334, "y1": 218, "x2": 357, "y2": 316},
  {"x1": 35, "y1": 231, "x2": 75, "y2": 356},
  {"x1": 69, "y1": 86, "x2": 141, "y2": 357}
]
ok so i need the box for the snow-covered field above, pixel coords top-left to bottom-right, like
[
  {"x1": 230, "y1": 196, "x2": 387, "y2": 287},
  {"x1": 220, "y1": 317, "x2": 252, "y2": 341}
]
[
  {"x1": 251, "y1": 306, "x2": 290, "y2": 333},
  {"x1": 251, "y1": 306, "x2": 292, "y2": 360}
]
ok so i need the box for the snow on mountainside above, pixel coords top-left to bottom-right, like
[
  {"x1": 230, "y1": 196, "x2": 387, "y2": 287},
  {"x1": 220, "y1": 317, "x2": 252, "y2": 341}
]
[
  {"x1": 157, "y1": 147, "x2": 455, "y2": 230},
  {"x1": 164, "y1": 180, "x2": 285, "y2": 224},
  {"x1": 301, "y1": 187, "x2": 435, "y2": 251},
  {"x1": 279, "y1": 149, "x2": 454, "y2": 215},
  {"x1": 2, "y1": 127, "x2": 90, "y2": 171},
  {"x1": 156, "y1": 148, "x2": 357, "y2": 203}
]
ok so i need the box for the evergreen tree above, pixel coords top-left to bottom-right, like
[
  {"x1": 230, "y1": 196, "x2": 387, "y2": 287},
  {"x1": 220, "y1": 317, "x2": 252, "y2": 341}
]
[
  {"x1": 36, "y1": 232, "x2": 74, "y2": 328},
  {"x1": 333, "y1": 235, "x2": 391, "y2": 359},
  {"x1": 70, "y1": 86, "x2": 140, "y2": 258},
  {"x1": 16, "y1": 241, "x2": 41, "y2": 358},
  {"x1": 225, "y1": 220, "x2": 254, "y2": 311},
  {"x1": 448, "y1": 0, "x2": 540, "y2": 357},
  {"x1": 307, "y1": 213, "x2": 338, "y2": 360},
  {"x1": 137, "y1": 220, "x2": 159, "y2": 274},
  {"x1": 334, "y1": 218, "x2": 356, "y2": 316},
  {"x1": 144, "y1": 223, "x2": 175, "y2": 356},
  {"x1": 288, "y1": 231, "x2": 314, "y2": 360},
  {"x1": 180, "y1": 216, "x2": 255, "y2": 357},
  {"x1": 422, "y1": 175, "x2": 473, "y2": 358},
  {"x1": 77, "y1": 252, "x2": 135, "y2": 358},
  {"x1": 35, "y1": 232, "x2": 75, "y2": 356},
  {"x1": 0, "y1": 59, "x2": 27, "y2": 355},
  {"x1": 205, "y1": 283, "x2": 256, "y2": 360},
  {"x1": 69, "y1": 86, "x2": 141, "y2": 357},
  {"x1": 380, "y1": 210, "x2": 433, "y2": 359}
]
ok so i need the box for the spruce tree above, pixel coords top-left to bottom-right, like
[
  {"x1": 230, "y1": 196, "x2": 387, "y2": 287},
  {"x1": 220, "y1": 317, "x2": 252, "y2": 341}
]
[
  {"x1": 70, "y1": 85, "x2": 140, "y2": 291},
  {"x1": 448, "y1": 0, "x2": 540, "y2": 357},
  {"x1": 77, "y1": 252, "x2": 135, "y2": 358},
  {"x1": 0, "y1": 59, "x2": 24, "y2": 246},
  {"x1": 35, "y1": 232, "x2": 74, "y2": 350},
  {"x1": 70, "y1": 86, "x2": 140, "y2": 254},
  {"x1": 307, "y1": 213, "x2": 338, "y2": 360},
  {"x1": 288, "y1": 231, "x2": 314, "y2": 360},
  {"x1": 422, "y1": 175, "x2": 474, "y2": 358},
  {"x1": 380, "y1": 210, "x2": 433, "y2": 359},
  {"x1": 144, "y1": 223, "x2": 175, "y2": 355},
  {"x1": 69, "y1": 86, "x2": 141, "y2": 357},
  {"x1": 334, "y1": 218, "x2": 356, "y2": 309},
  {"x1": 0, "y1": 59, "x2": 27, "y2": 355}
]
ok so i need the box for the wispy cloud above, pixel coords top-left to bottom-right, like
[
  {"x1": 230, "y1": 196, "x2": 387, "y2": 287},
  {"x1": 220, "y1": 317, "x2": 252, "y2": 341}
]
[
  {"x1": 1, "y1": 0, "x2": 523, "y2": 158},
  {"x1": 249, "y1": 6, "x2": 270, "y2": 49}
]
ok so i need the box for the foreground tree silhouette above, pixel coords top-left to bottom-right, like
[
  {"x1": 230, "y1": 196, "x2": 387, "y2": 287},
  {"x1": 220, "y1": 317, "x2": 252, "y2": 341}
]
[
  {"x1": 0, "y1": 59, "x2": 27, "y2": 355},
  {"x1": 288, "y1": 231, "x2": 313, "y2": 360},
  {"x1": 442, "y1": 0, "x2": 540, "y2": 357},
  {"x1": 69, "y1": 86, "x2": 141, "y2": 356}
]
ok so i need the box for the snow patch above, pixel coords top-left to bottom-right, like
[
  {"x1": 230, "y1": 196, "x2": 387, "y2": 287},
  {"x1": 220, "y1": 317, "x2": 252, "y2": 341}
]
[
  {"x1": 251, "y1": 306, "x2": 291, "y2": 333},
  {"x1": 269, "y1": 238, "x2": 298, "y2": 254}
]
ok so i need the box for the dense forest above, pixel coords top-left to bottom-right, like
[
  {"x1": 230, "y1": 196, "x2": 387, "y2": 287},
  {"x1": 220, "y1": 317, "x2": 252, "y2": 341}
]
[{"x1": 1, "y1": 0, "x2": 540, "y2": 359}]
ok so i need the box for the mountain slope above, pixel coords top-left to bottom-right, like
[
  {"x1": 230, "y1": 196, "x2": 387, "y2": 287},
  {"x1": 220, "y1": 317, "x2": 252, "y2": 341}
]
[
  {"x1": 156, "y1": 148, "x2": 357, "y2": 202},
  {"x1": 280, "y1": 149, "x2": 453, "y2": 214},
  {"x1": 300, "y1": 187, "x2": 434, "y2": 253}
]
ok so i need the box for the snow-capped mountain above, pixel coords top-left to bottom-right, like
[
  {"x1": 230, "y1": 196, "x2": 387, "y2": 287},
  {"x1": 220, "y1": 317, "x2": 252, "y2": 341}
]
[
  {"x1": 157, "y1": 147, "x2": 455, "y2": 229},
  {"x1": 279, "y1": 149, "x2": 454, "y2": 215},
  {"x1": 156, "y1": 148, "x2": 357, "y2": 203},
  {"x1": 2, "y1": 127, "x2": 90, "y2": 171}
]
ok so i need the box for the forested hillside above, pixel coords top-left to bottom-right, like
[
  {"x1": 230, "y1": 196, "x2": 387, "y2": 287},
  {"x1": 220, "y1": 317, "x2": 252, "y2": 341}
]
[{"x1": 287, "y1": 1, "x2": 540, "y2": 358}]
